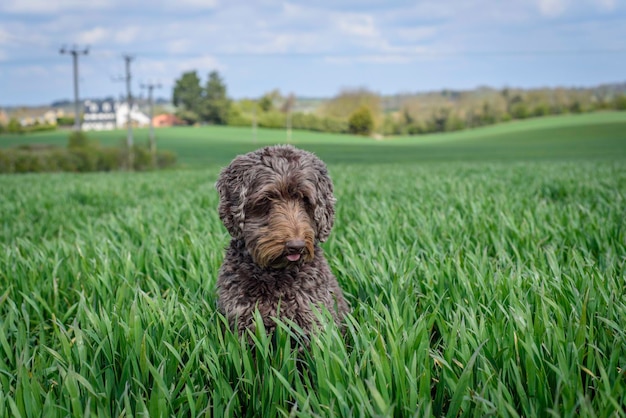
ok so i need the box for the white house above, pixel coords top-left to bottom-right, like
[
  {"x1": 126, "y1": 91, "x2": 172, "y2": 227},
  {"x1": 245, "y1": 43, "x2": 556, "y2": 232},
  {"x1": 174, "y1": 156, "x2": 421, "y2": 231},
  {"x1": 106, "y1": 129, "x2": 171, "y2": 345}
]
[
  {"x1": 115, "y1": 102, "x2": 151, "y2": 128},
  {"x1": 82, "y1": 100, "x2": 150, "y2": 131},
  {"x1": 82, "y1": 100, "x2": 116, "y2": 131}
]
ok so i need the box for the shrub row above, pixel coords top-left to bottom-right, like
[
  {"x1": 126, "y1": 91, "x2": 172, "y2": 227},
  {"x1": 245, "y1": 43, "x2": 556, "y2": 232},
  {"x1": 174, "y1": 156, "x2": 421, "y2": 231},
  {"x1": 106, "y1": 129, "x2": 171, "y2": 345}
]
[
  {"x1": 0, "y1": 141, "x2": 176, "y2": 174},
  {"x1": 227, "y1": 110, "x2": 349, "y2": 134}
]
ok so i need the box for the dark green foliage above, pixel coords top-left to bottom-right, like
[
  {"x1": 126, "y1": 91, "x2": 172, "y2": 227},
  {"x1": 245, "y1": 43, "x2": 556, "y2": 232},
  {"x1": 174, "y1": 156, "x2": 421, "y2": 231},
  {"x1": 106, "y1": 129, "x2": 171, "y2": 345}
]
[
  {"x1": 175, "y1": 109, "x2": 200, "y2": 125},
  {"x1": 172, "y1": 70, "x2": 231, "y2": 125},
  {"x1": 7, "y1": 118, "x2": 22, "y2": 134},
  {"x1": 258, "y1": 94, "x2": 274, "y2": 112},
  {"x1": 56, "y1": 115, "x2": 77, "y2": 126},
  {"x1": 613, "y1": 94, "x2": 626, "y2": 110},
  {"x1": 202, "y1": 71, "x2": 231, "y2": 125},
  {"x1": 0, "y1": 132, "x2": 176, "y2": 174},
  {"x1": 172, "y1": 71, "x2": 203, "y2": 117},
  {"x1": 291, "y1": 112, "x2": 349, "y2": 133},
  {"x1": 257, "y1": 110, "x2": 285, "y2": 129},
  {"x1": 569, "y1": 101, "x2": 583, "y2": 114},
  {"x1": 510, "y1": 102, "x2": 530, "y2": 119},
  {"x1": 348, "y1": 105, "x2": 374, "y2": 135},
  {"x1": 67, "y1": 130, "x2": 91, "y2": 148}
]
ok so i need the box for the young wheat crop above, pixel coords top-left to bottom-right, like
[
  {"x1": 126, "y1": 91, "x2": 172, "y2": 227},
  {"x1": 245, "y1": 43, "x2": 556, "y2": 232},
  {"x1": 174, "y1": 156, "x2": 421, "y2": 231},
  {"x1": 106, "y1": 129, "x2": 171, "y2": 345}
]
[{"x1": 0, "y1": 160, "x2": 624, "y2": 417}]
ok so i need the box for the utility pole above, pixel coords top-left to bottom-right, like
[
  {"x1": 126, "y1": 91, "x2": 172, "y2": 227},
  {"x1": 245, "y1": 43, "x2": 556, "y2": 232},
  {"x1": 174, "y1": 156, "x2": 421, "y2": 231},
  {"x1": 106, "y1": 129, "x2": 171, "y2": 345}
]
[
  {"x1": 59, "y1": 45, "x2": 89, "y2": 131},
  {"x1": 121, "y1": 55, "x2": 134, "y2": 169},
  {"x1": 141, "y1": 81, "x2": 161, "y2": 168}
]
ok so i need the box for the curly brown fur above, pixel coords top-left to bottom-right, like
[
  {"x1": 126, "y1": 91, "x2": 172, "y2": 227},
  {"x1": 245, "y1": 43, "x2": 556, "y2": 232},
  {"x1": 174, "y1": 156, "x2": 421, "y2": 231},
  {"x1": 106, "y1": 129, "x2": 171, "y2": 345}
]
[{"x1": 216, "y1": 145, "x2": 349, "y2": 336}]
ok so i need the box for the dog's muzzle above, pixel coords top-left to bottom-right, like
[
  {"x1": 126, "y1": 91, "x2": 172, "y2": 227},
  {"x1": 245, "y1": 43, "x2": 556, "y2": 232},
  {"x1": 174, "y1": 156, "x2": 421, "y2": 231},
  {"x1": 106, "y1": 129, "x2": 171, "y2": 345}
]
[{"x1": 285, "y1": 239, "x2": 306, "y2": 262}]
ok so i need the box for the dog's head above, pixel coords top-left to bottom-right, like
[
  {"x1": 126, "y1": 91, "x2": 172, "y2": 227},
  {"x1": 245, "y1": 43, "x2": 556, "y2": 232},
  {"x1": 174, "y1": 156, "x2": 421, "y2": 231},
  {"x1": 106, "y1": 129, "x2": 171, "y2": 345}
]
[{"x1": 216, "y1": 145, "x2": 336, "y2": 268}]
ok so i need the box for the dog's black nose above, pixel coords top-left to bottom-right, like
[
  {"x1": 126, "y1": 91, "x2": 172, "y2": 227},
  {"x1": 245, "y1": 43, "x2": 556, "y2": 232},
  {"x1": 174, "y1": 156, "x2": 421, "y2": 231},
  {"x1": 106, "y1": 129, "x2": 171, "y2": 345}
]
[{"x1": 285, "y1": 240, "x2": 306, "y2": 254}]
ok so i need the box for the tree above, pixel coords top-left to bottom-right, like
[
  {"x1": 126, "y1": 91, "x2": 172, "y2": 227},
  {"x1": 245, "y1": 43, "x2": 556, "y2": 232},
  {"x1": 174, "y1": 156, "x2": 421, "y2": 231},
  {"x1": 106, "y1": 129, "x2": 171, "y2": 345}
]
[
  {"x1": 323, "y1": 88, "x2": 381, "y2": 119},
  {"x1": 8, "y1": 118, "x2": 22, "y2": 134},
  {"x1": 173, "y1": 71, "x2": 203, "y2": 118},
  {"x1": 202, "y1": 71, "x2": 231, "y2": 125},
  {"x1": 258, "y1": 89, "x2": 281, "y2": 112},
  {"x1": 614, "y1": 94, "x2": 626, "y2": 110},
  {"x1": 348, "y1": 106, "x2": 374, "y2": 135}
]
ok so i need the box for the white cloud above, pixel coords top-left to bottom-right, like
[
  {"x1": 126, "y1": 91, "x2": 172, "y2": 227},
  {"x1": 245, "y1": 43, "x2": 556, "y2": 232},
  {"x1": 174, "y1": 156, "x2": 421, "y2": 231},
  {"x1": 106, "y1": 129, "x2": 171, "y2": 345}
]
[
  {"x1": 333, "y1": 13, "x2": 379, "y2": 38},
  {"x1": 162, "y1": 0, "x2": 218, "y2": 10},
  {"x1": 394, "y1": 26, "x2": 438, "y2": 42},
  {"x1": 537, "y1": 0, "x2": 568, "y2": 16},
  {"x1": 166, "y1": 39, "x2": 192, "y2": 54},
  {"x1": 592, "y1": 0, "x2": 616, "y2": 11},
  {"x1": 325, "y1": 54, "x2": 415, "y2": 65},
  {"x1": 78, "y1": 27, "x2": 109, "y2": 45},
  {"x1": 114, "y1": 26, "x2": 140, "y2": 44},
  {"x1": 1, "y1": 0, "x2": 110, "y2": 14},
  {"x1": 0, "y1": 29, "x2": 9, "y2": 45}
]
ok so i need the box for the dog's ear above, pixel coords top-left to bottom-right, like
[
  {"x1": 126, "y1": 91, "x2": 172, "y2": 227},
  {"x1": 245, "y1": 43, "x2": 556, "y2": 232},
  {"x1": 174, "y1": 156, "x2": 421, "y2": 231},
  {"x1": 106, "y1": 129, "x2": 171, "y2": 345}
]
[
  {"x1": 311, "y1": 158, "x2": 336, "y2": 242},
  {"x1": 215, "y1": 155, "x2": 256, "y2": 238}
]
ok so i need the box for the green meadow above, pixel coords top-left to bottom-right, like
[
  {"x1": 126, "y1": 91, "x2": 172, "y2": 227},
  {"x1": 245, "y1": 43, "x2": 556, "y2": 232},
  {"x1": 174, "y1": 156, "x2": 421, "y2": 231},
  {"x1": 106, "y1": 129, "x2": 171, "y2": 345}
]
[{"x1": 0, "y1": 112, "x2": 625, "y2": 416}]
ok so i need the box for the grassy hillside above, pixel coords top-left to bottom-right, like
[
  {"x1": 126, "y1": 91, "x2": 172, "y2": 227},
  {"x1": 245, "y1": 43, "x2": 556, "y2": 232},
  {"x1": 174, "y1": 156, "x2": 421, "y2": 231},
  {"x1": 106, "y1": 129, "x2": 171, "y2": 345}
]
[
  {"x1": 0, "y1": 111, "x2": 625, "y2": 416},
  {"x1": 2, "y1": 112, "x2": 625, "y2": 166}
]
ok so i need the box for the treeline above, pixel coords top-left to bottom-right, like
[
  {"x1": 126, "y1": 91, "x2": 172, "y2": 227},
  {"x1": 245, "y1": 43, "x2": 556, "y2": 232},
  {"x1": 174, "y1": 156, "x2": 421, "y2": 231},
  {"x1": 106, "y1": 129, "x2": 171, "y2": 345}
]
[
  {"x1": 381, "y1": 86, "x2": 626, "y2": 135},
  {"x1": 171, "y1": 71, "x2": 378, "y2": 135},
  {"x1": 0, "y1": 132, "x2": 176, "y2": 174},
  {"x1": 0, "y1": 119, "x2": 57, "y2": 135},
  {"x1": 171, "y1": 69, "x2": 626, "y2": 137}
]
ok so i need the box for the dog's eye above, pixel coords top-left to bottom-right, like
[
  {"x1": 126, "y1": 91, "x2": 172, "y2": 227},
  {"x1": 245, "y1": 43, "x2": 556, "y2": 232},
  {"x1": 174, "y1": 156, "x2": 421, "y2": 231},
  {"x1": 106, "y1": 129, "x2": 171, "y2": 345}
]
[
  {"x1": 302, "y1": 196, "x2": 312, "y2": 207},
  {"x1": 249, "y1": 196, "x2": 272, "y2": 215},
  {"x1": 258, "y1": 197, "x2": 272, "y2": 208}
]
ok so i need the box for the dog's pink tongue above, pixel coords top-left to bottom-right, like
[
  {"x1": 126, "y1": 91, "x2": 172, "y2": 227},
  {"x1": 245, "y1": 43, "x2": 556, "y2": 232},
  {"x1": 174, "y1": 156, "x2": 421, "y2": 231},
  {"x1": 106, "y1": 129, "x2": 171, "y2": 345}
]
[{"x1": 287, "y1": 254, "x2": 301, "y2": 262}]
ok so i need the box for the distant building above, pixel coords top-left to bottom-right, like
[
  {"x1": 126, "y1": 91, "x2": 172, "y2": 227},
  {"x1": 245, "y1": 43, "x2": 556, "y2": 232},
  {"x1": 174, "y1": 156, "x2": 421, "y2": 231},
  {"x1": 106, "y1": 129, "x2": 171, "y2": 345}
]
[
  {"x1": 115, "y1": 102, "x2": 150, "y2": 128},
  {"x1": 82, "y1": 100, "x2": 116, "y2": 131},
  {"x1": 153, "y1": 113, "x2": 184, "y2": 127},
  {"x1": 82, "y1": 100, "x2": 150, "y2": 131},
  {"x1": 10, "y1": 107, "x2": 61, "y2": 127}
]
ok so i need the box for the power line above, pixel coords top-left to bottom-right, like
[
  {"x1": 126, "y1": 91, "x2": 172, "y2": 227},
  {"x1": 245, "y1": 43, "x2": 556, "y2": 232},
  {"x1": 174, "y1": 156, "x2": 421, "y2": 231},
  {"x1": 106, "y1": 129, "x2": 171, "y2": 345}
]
[{"x1": 59, "y1": 45, "x2": 89, "y2": 131}]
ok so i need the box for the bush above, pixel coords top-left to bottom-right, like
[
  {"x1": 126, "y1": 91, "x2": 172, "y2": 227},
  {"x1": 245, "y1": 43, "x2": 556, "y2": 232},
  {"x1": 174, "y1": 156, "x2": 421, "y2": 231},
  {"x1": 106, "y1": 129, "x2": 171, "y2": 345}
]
[
  {"x1": 175, "y1": 110, "x2": 199, "y2": 126},
  {"x1": 348, "y1": 106, "x2": 374, "y2": 135},
  {"x1": 7, "y1": 118, "x2": 22, "y2": 134},
  {"x1": 0, "y1": 150, "x2": 14, "y2": 173},
  {"x1": 613, "y1": 95, "x2": 626, "y2": 111},
  {"x1": 132, "y1": 145, "x2": 153, "y2": 171},
  {"x1": 156, "y1": 150, "x2": 177, "y2": 169},
  {"x1": 569, "y1": 101, "x2": 583, "y2": 114},
  {"x1": 97, "y1": 147, "x2": 123, "y2": 172},
  {"x1": 445, "y1": 115, "x2": 465, "y2": 132},
  {"x1": 227, "y1": 110, "x2": 252, "y2": 127},
  {"x1": 56, "y1": 116, "x2": 76, "y2": 126},
  {"x1": 258, "y1": 111, "x2": 286, "y2": 129},
  {"x1": 68, "y1": 131, "x2": 92, "y2": 148},
  {"x1": 510, "y1": 103, "x2": 530, "y2": 119},
  {"x1": 0, "y1": 131, "x2": 177, "y2": 174},
  {"x1": 24, "y1": 123, "x2": 56, "y2": 133}
]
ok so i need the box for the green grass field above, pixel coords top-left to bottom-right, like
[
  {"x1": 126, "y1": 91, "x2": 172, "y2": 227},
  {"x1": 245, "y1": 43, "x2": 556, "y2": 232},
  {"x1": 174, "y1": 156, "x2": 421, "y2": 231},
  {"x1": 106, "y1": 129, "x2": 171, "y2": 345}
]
[
  {"x1": 1, "y1": 113, "x2": 625, "y2": 416},
  {"x1": 2, "y1": 111, "x2": 626, "y2": 165}
]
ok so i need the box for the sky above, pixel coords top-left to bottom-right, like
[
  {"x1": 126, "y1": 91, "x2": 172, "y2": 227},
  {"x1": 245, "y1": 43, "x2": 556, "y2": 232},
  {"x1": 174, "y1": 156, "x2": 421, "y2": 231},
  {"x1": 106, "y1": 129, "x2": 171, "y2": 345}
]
[{"x1": 1, "y1": 0, "x2": 625, "y2": 106}]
